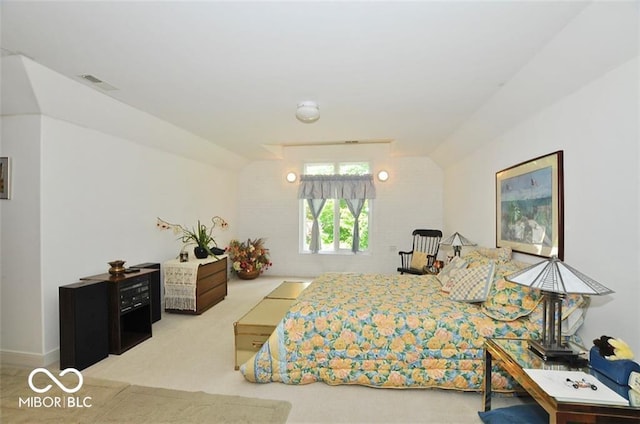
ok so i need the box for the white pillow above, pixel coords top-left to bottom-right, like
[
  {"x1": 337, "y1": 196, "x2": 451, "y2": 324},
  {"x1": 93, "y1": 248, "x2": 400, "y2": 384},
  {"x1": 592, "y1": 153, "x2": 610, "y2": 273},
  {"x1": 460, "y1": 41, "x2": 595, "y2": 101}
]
[{"x1": 563, "y1": 308, "x2": 584, "y2": 336}]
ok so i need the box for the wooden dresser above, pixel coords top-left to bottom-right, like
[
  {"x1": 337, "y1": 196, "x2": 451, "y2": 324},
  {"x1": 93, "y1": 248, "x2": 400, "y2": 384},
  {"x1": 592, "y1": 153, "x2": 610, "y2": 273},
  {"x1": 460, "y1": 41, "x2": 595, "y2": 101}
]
[{"x1": 164, "y1": 256, "x2": 227, "y2": 314}]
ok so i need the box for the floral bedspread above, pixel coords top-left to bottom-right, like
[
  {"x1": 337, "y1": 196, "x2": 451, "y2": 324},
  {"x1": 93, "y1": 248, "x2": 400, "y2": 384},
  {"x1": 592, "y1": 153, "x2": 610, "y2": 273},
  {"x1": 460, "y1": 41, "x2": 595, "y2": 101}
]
[{"x1": 241, "y1": 272, "x2": 540, "y2": 390}]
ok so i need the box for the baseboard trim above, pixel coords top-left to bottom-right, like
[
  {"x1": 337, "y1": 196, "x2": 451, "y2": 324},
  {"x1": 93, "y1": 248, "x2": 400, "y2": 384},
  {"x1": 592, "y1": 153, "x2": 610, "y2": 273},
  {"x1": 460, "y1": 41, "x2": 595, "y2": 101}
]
[{"x1": 1, "y1": 348, "x2": 59, "y2": 368}]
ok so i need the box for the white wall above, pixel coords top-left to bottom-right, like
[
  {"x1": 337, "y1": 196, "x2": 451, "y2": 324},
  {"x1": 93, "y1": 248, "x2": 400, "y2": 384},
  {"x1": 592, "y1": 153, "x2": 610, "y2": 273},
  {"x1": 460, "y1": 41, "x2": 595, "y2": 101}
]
[
  {"x1": 0, "y1": 115, "x2": 43, "y2": 357},
  {"x1": 38, "y1": 117, "x2": 238, "y2": 355},
  {"x1": 236, "y1": 144, "x2": 444, "y2": 276},
  {"x1": 0, "y1": 57, "x2": 239, "y2": 365},
  {"x1": 443, "y1": 58, "x2": 640, "y2": 355}
]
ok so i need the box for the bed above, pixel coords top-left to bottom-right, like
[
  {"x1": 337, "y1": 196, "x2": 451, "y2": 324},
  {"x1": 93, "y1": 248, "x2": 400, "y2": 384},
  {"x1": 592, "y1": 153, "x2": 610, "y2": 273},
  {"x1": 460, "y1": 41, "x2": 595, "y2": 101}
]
[{"x1": 241, "y1": 249, "x2": 588, "y2": 391}]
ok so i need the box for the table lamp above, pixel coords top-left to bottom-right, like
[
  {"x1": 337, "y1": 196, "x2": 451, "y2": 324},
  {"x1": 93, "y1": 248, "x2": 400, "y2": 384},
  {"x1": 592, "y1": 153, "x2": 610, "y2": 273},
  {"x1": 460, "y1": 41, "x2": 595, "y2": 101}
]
[
  {"x1": 440, "y1": 232, "x2": 476, "y2": 257},
  {"x1": 506, "y1": 255, "x2": 613, "y2": 360}
]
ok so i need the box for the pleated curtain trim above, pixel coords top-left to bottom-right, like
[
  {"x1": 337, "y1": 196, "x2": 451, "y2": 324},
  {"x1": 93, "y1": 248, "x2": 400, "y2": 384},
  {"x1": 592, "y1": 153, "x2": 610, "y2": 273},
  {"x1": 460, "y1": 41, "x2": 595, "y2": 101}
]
[{"x1": 297, "y1": 174, "x2": 376, "y2": 200}]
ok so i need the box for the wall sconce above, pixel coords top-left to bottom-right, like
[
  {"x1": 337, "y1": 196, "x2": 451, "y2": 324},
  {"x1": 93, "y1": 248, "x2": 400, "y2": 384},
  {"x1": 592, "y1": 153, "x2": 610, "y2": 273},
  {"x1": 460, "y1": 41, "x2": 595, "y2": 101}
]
[
  {"x1": 296, "y1": 101, "x2": 320, "y2": 123},
  {"x1": 286, "y1": 172, "x2": 297, "y2": 183},
  {"x1": 377, "y1": 170, "x2": 389, "y2": 182}
]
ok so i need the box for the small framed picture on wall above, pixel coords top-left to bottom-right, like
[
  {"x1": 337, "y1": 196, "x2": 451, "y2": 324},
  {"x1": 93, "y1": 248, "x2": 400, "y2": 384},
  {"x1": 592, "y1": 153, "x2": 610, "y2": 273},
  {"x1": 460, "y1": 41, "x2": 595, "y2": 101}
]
[{"x1": 0, "y1": 157, "x2": 10, "y2": 199}]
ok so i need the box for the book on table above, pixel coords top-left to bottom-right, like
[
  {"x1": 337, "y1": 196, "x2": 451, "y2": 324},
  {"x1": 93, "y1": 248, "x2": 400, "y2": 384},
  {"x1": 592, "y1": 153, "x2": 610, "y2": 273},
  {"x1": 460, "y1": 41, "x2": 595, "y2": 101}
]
[{"x1": 524, "y1": 369, "x2": 629, "y2": 406}]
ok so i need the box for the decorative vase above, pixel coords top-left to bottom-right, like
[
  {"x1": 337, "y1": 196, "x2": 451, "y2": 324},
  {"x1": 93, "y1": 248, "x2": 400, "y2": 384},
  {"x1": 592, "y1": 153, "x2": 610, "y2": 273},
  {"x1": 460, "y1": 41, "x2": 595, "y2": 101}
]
[
  {"x1": 193, "y1": 246, "x2": 208, "y2": 259},
  {"x1": 108, "y1": 260, "x2": 126, "y2": 275},
  {"x1": 237, "y1": 269, "x2": 260, "y2": 280}
]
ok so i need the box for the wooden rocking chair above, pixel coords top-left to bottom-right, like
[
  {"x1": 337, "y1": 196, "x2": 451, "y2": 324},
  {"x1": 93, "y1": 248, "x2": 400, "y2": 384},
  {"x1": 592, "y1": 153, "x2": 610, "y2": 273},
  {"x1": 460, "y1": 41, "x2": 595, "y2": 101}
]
[{"x1": 397, "y1": 229, "x2": 443, "y2": 275}]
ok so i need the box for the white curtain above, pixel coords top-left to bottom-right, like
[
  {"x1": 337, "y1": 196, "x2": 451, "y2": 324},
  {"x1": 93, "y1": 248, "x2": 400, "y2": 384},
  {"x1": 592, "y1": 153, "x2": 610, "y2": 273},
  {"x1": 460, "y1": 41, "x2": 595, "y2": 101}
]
[
  {"x1": 344, "y1": 198, "x2": 365, "y2": 253},
  {"x1": 298, "y1": 175, "x2": 375, "y2": 253},
  {"x1": 306, "y1": 199, "x2": 326, "y2": 253}
]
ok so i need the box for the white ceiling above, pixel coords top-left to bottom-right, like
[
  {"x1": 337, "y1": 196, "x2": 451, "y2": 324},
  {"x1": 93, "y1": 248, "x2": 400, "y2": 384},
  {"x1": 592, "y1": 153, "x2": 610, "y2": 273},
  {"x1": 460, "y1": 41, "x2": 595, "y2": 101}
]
[{"x1": 1, "y1": 1, "x2": 634, "y2": 162}]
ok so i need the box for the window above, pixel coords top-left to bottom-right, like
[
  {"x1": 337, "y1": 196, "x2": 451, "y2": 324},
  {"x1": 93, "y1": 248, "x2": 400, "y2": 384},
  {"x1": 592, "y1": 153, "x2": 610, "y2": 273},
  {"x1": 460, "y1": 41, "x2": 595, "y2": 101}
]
[{"x1": 300, "y1": 162, "x2": 372, "y2": 253}]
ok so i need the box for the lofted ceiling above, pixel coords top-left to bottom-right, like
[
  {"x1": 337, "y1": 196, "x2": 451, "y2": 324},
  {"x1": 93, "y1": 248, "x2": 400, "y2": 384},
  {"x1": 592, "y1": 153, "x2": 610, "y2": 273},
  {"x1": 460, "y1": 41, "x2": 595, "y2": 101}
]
[{"x1": 0, "y1": 1, "x2": 627, "y2": 162}]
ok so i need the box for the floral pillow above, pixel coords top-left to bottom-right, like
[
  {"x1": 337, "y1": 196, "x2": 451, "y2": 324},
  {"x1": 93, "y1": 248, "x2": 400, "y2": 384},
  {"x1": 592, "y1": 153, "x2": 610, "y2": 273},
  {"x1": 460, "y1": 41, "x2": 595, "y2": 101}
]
[
  {"x1": 464, "y1": 247, "x2": 512, "y2": 268},
  {"x1": 482, "y1": 278, "x2": 543, "y2": 321},
  {"x1": 476, "y1": 246, "x2": 512, "y2": 262},
  {"x1": 448, "y1": 261, "x2": 496, "y2": 303},
  {"x1": 480, "y1": 259, "x2": 542, "y2": 321},
  {"x1": 462, "y1": 250, "x2": 491, "y2": 268},
  {"x1": 437, "y1": 256, "x2": 467, "y2": 292}
]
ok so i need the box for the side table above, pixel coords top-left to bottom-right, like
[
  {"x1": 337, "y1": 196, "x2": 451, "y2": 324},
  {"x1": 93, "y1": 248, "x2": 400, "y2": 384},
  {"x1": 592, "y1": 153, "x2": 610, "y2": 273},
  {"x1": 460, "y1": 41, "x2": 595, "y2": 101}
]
[{"x1": 483, "y1": 338, "x2": 640, "y2": 423}]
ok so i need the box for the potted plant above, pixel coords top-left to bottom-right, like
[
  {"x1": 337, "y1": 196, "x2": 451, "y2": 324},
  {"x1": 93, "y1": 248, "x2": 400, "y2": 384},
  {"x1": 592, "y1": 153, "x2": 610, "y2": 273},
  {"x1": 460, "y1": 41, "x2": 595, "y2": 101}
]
[
  {"x1": 181, "y1": 220, "x2": 218, "y2": 259},
  {"x1": 225, "y1": 238, "x2": 272, "y2": 279},
  {"x1": 157, "y1": 216, "x2": 228, "y2": 259}
]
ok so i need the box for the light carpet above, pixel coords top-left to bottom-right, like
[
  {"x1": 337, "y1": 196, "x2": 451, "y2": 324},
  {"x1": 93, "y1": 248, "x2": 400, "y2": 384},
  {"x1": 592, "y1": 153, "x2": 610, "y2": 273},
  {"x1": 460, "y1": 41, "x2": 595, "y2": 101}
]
[{"x1": 1, "y1": 367, "x2": 292, "y2": 423}]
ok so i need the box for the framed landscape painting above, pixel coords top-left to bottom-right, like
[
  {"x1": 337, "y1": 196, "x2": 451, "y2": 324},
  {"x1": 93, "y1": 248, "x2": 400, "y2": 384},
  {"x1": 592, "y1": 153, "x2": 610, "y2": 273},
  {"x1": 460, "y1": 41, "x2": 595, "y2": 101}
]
[{"x1": 496, "y1": 151, "x2": 564, "y2": 260}]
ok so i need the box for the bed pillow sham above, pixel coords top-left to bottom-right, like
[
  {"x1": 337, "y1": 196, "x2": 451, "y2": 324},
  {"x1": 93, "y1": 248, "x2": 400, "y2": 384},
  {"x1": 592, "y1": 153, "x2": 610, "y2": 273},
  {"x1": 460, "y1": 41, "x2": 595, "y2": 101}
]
[
  {"x1": 437, "y1": 256, "x2": 467, "y2": 288},
  {"x1": 480, "y1": 259, "x2": 541, "y2": 321},
  {"x1": 448, "y1": 261, "x2": 496, "y2": 303},
  {"x1": 476, "y1": 246, "x2": 512, "y2": 262},
  {"x1": 481, "y1": 278, "x2": 542, "y2": 321},
  {"x1": 464, "y1": 247, "x2": 512, "y2": 268}
]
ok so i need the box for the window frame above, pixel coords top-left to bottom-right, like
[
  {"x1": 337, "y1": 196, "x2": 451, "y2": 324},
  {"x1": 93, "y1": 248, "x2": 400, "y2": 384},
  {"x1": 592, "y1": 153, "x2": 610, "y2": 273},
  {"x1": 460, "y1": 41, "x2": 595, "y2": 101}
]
[{"x1": 299, "y1": 161, "x2": 372, "y2": 254}]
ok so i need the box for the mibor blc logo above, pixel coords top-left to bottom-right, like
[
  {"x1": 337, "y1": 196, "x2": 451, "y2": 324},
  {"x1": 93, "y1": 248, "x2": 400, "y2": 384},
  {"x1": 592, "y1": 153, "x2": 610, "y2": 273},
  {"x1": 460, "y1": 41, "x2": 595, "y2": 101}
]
[{"x1": 19, "y1": 368, "x2": 92, "y2": 408}]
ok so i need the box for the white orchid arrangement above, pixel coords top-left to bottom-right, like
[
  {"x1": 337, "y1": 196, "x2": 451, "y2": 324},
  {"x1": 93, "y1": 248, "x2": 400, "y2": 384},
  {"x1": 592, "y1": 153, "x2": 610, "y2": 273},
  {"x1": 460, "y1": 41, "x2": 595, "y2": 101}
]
[{"x1": 157, "y1": 216, "x2": 228, "y2": 256}]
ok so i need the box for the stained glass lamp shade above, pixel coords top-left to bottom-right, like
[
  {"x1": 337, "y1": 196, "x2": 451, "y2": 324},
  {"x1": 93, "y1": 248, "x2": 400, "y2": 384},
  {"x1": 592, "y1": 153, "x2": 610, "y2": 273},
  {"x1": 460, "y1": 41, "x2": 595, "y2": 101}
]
[
  {"x1": 440, "y1": 232, "x2": 476, "y2": 257},
  {"x1": 506, "y1": 255, "x2": 613, "y2": 360}
]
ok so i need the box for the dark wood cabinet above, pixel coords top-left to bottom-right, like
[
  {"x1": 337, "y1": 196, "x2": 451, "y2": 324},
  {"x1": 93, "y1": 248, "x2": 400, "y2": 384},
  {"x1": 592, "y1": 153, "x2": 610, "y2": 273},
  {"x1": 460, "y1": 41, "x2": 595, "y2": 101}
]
[
  {"x1": 59, "y1": 280, "x2": 109, "y2": 370},
  {"x1": 129, "y1": 262, "x2": 162, "y2": 323},
  {"x1": 81, "y1": 269, "x2": 154, "y2": 354}
]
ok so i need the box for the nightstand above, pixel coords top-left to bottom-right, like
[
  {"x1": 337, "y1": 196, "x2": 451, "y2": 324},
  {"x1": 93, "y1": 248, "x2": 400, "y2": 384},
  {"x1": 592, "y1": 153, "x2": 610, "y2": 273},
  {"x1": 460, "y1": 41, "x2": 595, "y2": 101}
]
[{"x1": 483, "y1": 338, "x2": 640, "y2": 423}]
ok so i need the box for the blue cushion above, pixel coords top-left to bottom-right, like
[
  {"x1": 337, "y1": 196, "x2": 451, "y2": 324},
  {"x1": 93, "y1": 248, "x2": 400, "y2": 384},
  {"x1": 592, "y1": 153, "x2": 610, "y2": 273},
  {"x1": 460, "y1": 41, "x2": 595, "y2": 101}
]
[
  {"x1": 590, "y1": 346, "x2": 640, "y2": 385},
  {"x1": 478, "y1": 404, "x2": 548, "y2": 424}
]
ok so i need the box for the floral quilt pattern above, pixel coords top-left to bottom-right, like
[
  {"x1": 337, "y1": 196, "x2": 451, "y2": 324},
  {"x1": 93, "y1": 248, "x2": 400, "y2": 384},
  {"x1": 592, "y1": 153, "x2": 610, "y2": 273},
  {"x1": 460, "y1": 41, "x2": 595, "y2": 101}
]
[{"x1": 242, "y1": 272, "x2": 541, "y2": 391}]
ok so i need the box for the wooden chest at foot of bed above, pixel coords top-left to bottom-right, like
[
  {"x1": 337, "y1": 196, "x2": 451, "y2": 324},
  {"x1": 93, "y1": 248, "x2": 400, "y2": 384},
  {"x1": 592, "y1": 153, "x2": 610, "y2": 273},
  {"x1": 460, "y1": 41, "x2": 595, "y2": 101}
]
[
  {"x1": 264, "y1": 281, "x2": 310, "y2": 300},
  {"x1": 233, "y1": 298, "x2": 296, "y2": 370}
]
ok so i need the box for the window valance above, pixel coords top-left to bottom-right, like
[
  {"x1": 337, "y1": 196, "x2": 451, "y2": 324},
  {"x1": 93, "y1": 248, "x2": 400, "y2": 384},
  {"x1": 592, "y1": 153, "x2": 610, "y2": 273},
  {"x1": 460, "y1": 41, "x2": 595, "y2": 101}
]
[{"x1": 297, "y1": 174, "x2": 376, "y2": 200}]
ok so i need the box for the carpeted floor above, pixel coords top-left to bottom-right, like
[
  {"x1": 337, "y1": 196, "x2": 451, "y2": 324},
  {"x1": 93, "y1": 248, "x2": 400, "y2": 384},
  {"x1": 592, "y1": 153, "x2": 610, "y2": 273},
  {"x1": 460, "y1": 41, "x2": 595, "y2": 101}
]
[{"x1": 1, "y1": 367, "x2": 292, "y2": 423}]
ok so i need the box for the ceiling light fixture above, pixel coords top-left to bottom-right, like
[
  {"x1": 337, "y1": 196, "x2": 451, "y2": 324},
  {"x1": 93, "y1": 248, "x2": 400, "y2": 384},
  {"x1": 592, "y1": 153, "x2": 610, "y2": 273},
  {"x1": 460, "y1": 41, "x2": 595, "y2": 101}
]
[
  {"x1": 296, "y1": 101, "x2": 320, "y2": 123},
  {"x1": 377, "y1": 170, "x2": 389, "y2": 182}
]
